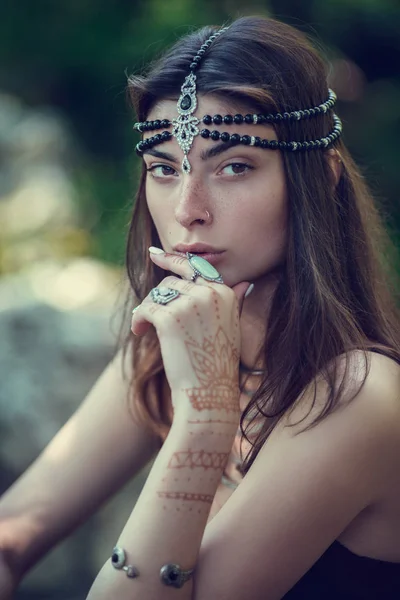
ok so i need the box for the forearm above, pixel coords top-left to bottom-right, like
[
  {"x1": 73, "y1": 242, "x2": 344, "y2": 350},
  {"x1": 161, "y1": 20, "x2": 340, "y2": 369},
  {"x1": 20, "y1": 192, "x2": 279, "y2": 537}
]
[{"x1": 87, "y1": 406, "x2": 238, "y2": 600}]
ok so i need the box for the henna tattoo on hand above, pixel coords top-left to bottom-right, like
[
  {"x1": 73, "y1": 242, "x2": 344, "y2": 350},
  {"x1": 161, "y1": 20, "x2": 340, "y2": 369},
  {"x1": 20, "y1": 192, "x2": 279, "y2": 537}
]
[
  {"x1": 184, "y1": 327, "x2": 240, "y2": 412},
  {"x1": 188, "y1": 419, "x2": 239, "y2": 426},
  {"x1": 168, "y1": 449, "x2": 229, "y2": 470}
]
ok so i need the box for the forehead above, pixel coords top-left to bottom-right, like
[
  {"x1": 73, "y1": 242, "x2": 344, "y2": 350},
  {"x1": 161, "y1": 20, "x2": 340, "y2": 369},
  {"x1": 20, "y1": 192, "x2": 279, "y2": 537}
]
[
  {"x1": 143, "y1": 93, "x2": 278, "y2": 158},
  {"x1": 147, "y1": 94, "x2": 256, "y2": 122}
]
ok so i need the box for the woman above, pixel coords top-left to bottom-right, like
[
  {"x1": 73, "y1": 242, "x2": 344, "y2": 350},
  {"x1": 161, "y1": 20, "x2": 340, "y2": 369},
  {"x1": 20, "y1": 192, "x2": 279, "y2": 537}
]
[{"x1": 1, "y1": 15, "x2": 400, "y2": 600}]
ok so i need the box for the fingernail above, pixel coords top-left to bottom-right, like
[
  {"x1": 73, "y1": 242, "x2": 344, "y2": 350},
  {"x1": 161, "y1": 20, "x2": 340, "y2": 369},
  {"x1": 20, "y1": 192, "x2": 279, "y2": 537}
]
[
  {"x1": 244, "y1": 283, "x2": 254, "y2": 298},
  {"x1": 149, "y1": 246, "x2": 165, "y2": 255}
]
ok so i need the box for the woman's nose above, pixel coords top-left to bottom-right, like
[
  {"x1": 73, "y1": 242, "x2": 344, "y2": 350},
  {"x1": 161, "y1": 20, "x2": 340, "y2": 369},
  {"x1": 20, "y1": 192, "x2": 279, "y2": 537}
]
[{"x1": 174, "y1": 178, "x2": 213, "y2": 228}]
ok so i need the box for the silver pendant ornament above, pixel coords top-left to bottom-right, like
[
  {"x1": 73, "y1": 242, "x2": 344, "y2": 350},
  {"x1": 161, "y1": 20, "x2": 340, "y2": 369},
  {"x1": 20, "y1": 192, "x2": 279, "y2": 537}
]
[{"x1": 172, "y1": 71, "x2": 200, "y2": 174}]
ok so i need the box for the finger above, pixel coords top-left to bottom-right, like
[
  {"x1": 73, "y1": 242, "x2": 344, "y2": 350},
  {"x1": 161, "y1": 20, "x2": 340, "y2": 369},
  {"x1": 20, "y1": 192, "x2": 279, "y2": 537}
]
[
  {"x1": 131, "y1": 305, "x2": 153, "y2": 336},
  {"x1": 131, "y1": 292, "x2": 192, "y2": 336},
  {"x1": 152, "y1": 276, "x2": 206, "y2": 297},
  {"x1": 148, "y1": 247, "x2": 223, "y2": 289},
  {"x1": 149, "y1": 247, "x2": 195, "y2": 281}
]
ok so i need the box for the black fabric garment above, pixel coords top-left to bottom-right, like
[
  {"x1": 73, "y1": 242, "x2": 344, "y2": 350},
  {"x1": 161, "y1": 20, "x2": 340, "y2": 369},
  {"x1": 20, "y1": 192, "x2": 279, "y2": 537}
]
[{"x1": 282, "y1": 541, "x2": 400, "y2": 599}]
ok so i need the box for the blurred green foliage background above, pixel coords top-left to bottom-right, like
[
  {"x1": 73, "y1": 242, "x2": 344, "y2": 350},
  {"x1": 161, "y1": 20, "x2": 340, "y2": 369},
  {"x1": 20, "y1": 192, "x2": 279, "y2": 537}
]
[{"x1": 1, "y1": 0, "x2": 399, "y2": 268}]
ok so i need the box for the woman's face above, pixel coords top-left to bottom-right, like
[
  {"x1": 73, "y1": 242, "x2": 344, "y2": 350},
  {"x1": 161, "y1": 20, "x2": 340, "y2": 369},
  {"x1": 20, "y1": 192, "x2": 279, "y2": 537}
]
[{"x1": 143, "y1": 94, "x2": 288, "y2": 288}]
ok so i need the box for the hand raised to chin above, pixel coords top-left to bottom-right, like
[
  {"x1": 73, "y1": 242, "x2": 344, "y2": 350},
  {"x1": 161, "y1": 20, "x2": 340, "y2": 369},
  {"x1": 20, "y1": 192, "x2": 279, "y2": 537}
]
[{"x1": 131, "y1": 248, "x2": 253, "y2": 421}]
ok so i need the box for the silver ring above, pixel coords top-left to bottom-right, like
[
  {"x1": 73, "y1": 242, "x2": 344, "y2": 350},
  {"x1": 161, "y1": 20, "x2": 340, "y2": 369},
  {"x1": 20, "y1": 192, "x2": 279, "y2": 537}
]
[
  {"x1": 187, "y1": 252, "x2": 224, "y2": 284},
  {"x1": 150, "y1": 286, "x2": 180, "y2": 305}
]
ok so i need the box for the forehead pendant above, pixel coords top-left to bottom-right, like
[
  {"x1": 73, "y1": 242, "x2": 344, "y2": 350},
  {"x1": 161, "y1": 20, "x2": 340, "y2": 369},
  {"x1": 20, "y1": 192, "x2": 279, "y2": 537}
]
[
  {"x1": 173, "y1": 72, "x2": 199, "y2": 174},
  {"x1": 172, "y1": 27, "x2": 229, "y2": 174}
]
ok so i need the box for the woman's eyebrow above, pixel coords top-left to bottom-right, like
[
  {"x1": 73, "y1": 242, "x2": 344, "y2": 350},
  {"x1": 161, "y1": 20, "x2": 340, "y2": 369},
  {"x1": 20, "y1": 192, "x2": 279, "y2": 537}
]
[
  {"x1": 143, "y1": 140, "x2": 243, "y2": 164},
  {"x1": 143, "y1": 148, "x2": 178, "y2": 163},
  {"x1": 200, "y1": 141, "x2": 239, "y2": 161}
]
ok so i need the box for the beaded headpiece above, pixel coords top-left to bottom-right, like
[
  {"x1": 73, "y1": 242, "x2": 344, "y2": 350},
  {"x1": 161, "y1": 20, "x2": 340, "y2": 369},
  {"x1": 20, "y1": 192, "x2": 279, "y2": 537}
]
[{"x1": 134, "y1": 26, "x2": 343, "y2": 173}]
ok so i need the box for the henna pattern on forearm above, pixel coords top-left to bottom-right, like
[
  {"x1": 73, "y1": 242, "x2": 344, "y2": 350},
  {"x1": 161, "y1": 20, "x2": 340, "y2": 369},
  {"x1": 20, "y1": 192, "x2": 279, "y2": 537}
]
[
  {"x1": 188, "y1": 419, "x2": 239, "y2": 426},
  {"x1": 157, "y1": 491, "x2": 214, "y2": 504},
  {"x1": 168, "y1": 449, "x2": 229, "y2": 470},
  {"x1": 184, "y1": 326, "x2": 240, "y2": 412}
]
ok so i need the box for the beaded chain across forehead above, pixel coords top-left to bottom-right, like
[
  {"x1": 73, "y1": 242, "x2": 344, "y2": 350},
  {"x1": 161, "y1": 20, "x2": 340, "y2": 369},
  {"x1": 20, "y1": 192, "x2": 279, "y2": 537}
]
[{"x1": 134, "y1": 25, "x2": 343, "y2": 173}]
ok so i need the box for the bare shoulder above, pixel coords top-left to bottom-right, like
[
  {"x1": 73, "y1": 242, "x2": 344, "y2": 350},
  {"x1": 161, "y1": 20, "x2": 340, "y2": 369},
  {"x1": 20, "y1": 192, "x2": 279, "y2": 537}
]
[{"x1": 281, "y1": 348, "x2": 400, "y2": 435}]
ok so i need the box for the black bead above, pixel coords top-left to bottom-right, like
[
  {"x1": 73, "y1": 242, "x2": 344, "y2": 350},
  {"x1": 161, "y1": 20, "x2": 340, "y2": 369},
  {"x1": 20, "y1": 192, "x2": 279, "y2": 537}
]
[
  {"x1": 198, "y1": 49, "x2": 205, "y2": 56},
  {"x1": 244, "y1": 114, "x2": 253, "y2": 124},
  {"x1": 308, "y1": 109, "x2": 315, "y2": 116},
  {"x1": 212, "y1": 114, "x2": 222, "y2": 125},
  {"x1": 269, "y1": 140, "x2": 279, "y2": 149},
  {"x1": 275, "y1": 113, "x2": 283, "y2": 122},
  {"x1": 153, "y1": 119, "x2": 161, "y2": 129},
  {"x1": 210, "y1": 130, "x2": 220, "y2": 140},
  {"x1": 202, "y1": 115, "x2": 212, "y2": 125},
  {"x1": 264, "y1": 114, "x2": 273, "y2": 123},
  {"x1": 160, "y1": 119, "x2": 169, "y2": 128},
  {"x1": 278, "y1": 141, "x2": 287, "y2": 150},
  {"x1": 223, "y1": 115, "x2": 233, "y2": 124},
  {"x1": 302, "y1": 141, "x2": 310, "y2": 150},
  {"x1": 220, "y1": 132, "x2": 230, "y2": 142},
  {"x1": 283, "y1": 113, "x2": 290, "y2": 120},
  {"x1": 303, "y1": 110, "x2": 310, "y2": 117},
  {"x1": 233, "y1": 114, "x2": 243, "y2": 124},
  {"x1": 240, "y1": 135, "x2": 251, "y2": 145},
  {"x1": 190, "y1": 62, "x2": 197, "y2": 70},
  {"x1": 161, "y1": 131, "x2": 171, "y2": 141},
  {"x1": 154, "y1": 134, "x2": 162, "y2": 143},
  {"x1": 230, "y1": 133, "x2": 240, "y2": 144},
  {"x1": 257, "y1": 114, "x2": 265, "y2": 124},
  {"x1": 261, "y1": 139, "x2": 270, "y2": 149},
  {"x1": 200, "y1": 129, "x2": 210, "y2": 138},
  {"x1": 254, "y1": 136, "x2": 261, "y2": 147},
  {"x1": 308, "y1": 141, "x2": 315, "y2": 149}
]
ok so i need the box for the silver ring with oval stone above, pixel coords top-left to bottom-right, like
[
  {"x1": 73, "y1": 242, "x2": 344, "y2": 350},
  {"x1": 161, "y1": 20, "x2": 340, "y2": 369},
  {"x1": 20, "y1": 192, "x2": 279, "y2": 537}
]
[
  {"x1": 186, "y1": 252, "x2": 224, "y2": 284},
  {"x1": 150, "y1": 286, "x2": 181, "y2": 305}
]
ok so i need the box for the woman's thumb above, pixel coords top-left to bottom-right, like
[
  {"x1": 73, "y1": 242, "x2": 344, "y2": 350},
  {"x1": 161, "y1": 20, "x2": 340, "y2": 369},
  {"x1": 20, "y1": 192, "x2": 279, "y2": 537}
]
[{"x1": 232, "y1": 282, "x2": 254, "y2": 315}]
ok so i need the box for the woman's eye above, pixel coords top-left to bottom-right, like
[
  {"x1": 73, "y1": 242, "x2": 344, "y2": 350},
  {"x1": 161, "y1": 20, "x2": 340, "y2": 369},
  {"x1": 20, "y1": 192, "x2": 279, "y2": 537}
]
[
  {"x1": 221, "y1": 163, "x2": 253, "y2": 176},
  {"x1": 146, "y1": 164, "x2": 177, "y2": 178}
]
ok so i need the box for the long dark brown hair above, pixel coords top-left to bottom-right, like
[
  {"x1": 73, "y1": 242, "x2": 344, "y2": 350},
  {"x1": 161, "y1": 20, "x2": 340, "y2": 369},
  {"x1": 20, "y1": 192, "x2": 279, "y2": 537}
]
[{"x1": 120, "y1": 16, "x2": 400, "y2": 473}]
